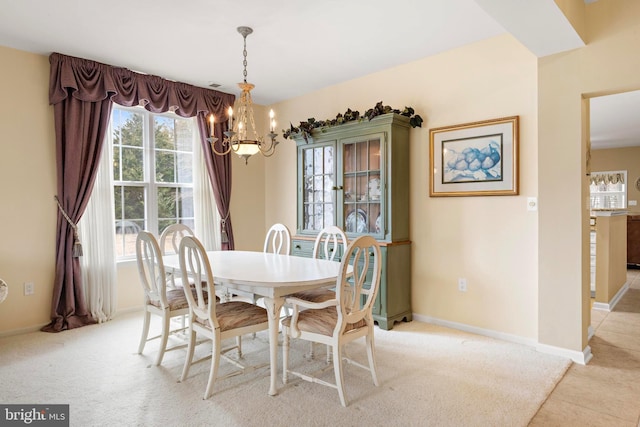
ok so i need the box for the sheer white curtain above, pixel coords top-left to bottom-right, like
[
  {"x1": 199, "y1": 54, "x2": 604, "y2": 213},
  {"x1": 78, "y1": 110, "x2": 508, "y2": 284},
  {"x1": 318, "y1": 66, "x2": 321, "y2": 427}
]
[
  {"x1": 78, "y1": 117, "x2": 219, "y2": 323},
  {"x1": 79, "y1": 130, "x2": 117, "y2": 323},
  {"x1": 194, "y1": 126, "x2": 221, "y2": 251}
]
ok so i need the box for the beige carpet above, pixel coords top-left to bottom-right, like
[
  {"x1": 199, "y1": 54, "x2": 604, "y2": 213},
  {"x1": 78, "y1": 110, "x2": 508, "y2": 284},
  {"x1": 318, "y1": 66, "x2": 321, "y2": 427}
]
[{"x1": 0, "y1": 312, "x2": 570, "y2": 427}]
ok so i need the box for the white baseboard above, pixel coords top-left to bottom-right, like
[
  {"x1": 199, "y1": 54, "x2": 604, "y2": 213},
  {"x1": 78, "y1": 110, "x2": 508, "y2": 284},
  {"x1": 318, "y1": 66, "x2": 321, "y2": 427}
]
[
  {"x1": 537, "y1": 343, "x2": 592, "y2": 365},
  {"x1": 412, "y1": 313, "x2": 537, "y2": 347},
  {"x1": 115, "y1": 306, "x2": 144, "y2": 316},
  {"x1": 413, "y1": 313, "x2": 591, "y2": 365},
  {"x1": 592, "y1": 282, "x2": 630, "y2": 312},
  {"x1": 0, "y1": 307, "x2": 143, "y2": 338},
  {"x1": 0, "y1": 323, "x2": 49, "y2": 338}
]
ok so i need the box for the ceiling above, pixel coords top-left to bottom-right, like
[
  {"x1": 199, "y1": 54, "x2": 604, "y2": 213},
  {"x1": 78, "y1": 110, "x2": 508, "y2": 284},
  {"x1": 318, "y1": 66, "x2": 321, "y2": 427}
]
[
  {"x1": 0, "y1": 0, "x2": 636, "y2": 149},
  {"x1": 590, "y1": 90, "x2": 640, "y2": 150}
]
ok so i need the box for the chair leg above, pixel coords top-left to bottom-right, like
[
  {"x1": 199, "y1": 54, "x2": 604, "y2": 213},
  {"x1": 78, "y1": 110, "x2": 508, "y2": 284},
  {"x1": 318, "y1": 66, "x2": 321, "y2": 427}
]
[
  {"x1": 179, "y1": 328, "x2": 196, "y2": 382},
  {"x1": 282, "y1": 327, "x2": 290, "y2": 384},
  {"x1": 366, "y1": 330, "x2": 379, "y2": 386},
  {"x1": 251, "y1": 295, "x2": 257, "y2": 339},
  {"x1": 236, "y1": 336, "x2": 243, "y2": 358},
  {"x1": 155, "y1": 311, "x2": 171, "y2": 366},
  {"x1": 137, "y1": 310, "x2": 151, "y2": 354},
  {"x1": 204, "y1": 333, "x2": 222, "y2": 400},
  {"x1": 307, "y1": 342, "x2": 315, "y2": 359},
  {"x1": 326, "y1": 344, "x2": 332, "y2": 364},
  {"x1": 333, "y1": 344, "x2": 347, "y2": 407}
]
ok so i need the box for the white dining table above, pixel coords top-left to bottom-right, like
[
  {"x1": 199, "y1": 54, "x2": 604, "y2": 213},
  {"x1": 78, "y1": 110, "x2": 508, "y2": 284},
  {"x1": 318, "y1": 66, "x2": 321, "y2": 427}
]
[{"x1": 163, "y1": 250, "x2": 342, "y2": 396}]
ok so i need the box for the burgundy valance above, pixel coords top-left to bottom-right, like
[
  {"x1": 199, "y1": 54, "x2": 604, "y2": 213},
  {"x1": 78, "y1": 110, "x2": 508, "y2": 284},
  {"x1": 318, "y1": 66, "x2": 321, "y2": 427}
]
[{"x1": 49, "y1": 52, "x2": 234, "y2": 117}]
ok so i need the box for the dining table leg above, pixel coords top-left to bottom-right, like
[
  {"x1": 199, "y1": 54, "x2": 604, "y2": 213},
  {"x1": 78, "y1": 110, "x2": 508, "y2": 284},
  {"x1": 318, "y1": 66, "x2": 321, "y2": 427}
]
[{"x1": 262, "y1": 296, "x2": 284, "y2": 396}]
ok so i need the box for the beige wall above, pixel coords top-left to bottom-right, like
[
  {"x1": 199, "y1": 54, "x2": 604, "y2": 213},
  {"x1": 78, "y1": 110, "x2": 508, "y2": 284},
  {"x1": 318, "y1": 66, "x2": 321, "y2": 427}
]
[
  {"x1": 0, "y1": 46, "x2": 56, "y2": 332},
  {"x1": 270, "y1": 34, "x2": 540, "y2": 339},
  {"x1": 591, "y1": 146, "x2": 640, "y2": 214},
  {"x1": 539, "y1": 0, "x2": 640, "y2": 352},
  {"x1": 594, "y1": 214, "x2": 627, "y2": 304}
]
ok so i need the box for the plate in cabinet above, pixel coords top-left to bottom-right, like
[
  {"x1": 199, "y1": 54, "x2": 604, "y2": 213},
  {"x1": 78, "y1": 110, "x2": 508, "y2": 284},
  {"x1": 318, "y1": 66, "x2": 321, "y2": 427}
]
[{"x1": 346, "y1": 209, "x2": 367, "y2": 233}]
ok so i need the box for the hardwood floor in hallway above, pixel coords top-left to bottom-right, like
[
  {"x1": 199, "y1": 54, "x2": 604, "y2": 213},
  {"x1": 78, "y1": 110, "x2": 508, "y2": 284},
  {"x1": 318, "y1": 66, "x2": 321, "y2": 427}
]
[{"x1": 530, "y1": 269, "x2": 640, "y2": 426}]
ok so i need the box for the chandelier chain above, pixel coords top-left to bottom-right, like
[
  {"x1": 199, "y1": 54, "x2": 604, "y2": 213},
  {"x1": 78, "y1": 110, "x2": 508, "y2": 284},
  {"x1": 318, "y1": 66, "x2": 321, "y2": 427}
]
[{"x1": 242, "y1": 36, "x2": 248, "y2": 83}]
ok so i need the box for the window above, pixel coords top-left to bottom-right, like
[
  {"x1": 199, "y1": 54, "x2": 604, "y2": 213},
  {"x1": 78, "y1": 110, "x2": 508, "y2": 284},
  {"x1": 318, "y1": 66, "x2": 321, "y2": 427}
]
[{"x1": 111, "y1": 106, "x2": 196, "y2": 258}]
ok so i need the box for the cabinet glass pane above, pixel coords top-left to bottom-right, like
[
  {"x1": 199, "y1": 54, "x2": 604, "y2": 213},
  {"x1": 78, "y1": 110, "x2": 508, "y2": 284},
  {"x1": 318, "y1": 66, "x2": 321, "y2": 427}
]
[
  {"x1": 344, "y1": 144, "x2": 356, "y2": 173},
  {"x1": 343, "y1": 137, "x2": 382, "y2": 235},
  {"x1": 369, "y1": 139, "x2": 381, "y2": 170},
  {"x1": 301, "y1": 145, "x2": 335, "y2": 232},
  {"x1": 304, "y1": 149, "x2": 313, "y2": 176}
]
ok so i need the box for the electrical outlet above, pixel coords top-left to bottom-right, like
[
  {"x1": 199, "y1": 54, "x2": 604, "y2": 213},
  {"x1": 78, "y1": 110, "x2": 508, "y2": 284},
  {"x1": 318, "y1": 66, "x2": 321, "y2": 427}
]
[
  {"x1": 458, "y1": 278, "x2": 467, "y2": 292},
  {"x1": 24, "y1": 282, "x2": 34, "y2": 296}
]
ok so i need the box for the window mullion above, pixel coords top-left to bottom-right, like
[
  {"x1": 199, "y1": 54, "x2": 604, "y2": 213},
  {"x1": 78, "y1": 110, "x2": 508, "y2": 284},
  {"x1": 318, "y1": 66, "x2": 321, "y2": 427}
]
[{"x1": 146, "y1": 110, "x2": 158, "y2": 235}]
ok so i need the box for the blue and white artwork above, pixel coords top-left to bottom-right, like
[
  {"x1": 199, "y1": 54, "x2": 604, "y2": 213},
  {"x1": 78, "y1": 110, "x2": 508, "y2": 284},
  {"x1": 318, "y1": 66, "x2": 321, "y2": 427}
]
[{"x1": 442, "y1": 134, "x2": 503, "y2": 184}]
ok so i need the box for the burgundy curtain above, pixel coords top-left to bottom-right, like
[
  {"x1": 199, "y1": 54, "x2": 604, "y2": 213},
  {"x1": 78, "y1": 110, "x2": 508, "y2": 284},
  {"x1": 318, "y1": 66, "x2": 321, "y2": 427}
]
[
  {"x1": 196, "y1": 115, "x2": 235, "y2": 249},
  {"x1": 45, "y1": 53, "x2": 234, "y2": 332}
]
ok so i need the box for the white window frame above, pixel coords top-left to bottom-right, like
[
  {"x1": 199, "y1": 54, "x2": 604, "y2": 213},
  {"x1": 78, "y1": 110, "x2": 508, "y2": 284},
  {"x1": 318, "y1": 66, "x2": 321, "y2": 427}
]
[{"x1": 112, "y1": 105, "x2": 196, "y2": 259}]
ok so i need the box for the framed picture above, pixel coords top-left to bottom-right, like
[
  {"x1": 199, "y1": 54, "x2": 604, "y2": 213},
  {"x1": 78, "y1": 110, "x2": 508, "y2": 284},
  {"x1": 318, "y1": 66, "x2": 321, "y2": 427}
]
[{"x1": 429, "y1": 116, "x2": 519, "y2": 197}]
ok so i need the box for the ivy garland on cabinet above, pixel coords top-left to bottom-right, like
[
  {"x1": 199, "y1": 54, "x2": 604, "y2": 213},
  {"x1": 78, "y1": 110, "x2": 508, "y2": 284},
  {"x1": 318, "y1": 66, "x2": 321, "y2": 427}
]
[{"x1": 282, "y1": 101, "x2": 424, "y2": 143}]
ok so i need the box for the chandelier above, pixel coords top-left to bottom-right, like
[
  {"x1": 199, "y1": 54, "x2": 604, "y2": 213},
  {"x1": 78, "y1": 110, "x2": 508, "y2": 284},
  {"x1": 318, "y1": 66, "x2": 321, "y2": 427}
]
[{"x1": 207, "y1": 26, "x2": 279, "y2": 164}]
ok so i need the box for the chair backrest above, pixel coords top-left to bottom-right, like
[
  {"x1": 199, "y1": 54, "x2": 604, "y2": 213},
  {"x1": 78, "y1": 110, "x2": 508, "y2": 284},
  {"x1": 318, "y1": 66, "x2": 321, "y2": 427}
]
[
  {"x1": 178, "y1": 235, "x2": 218, "y2": 329},
  {"x1": 136, "y1": 231, "x2": 168, "y2": 308},
  {"x1": 313, "y1": 225, "x2": 348, "y2": 261},
  {"x1": 335, "y1": 235, "x2": 381, "y2": 328},
  {"x1": 160, "y1": 223, "x2": 195, "y2": 255},
  {"x1": 263, "y1": 223, "x2": 292, "y2": 255}
]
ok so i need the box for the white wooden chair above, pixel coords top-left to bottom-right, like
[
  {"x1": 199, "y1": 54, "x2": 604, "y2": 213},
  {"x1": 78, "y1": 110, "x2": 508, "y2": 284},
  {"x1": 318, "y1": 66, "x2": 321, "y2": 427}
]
[
  {"x1": 159, "y1": 223, "x2": 195, "y2": 288},
  {"x1": 288, "y1": 225, "x2": 349, "y2": 360},
  {"x1": 281, "y1": 235, "x2": 382, "y2": 407},
  {"x1": 291, "y1": 225, "x2": 348, "y2": 303},
  {"x1": 313, "y1": 225, "x2": 348, "y2": 261},
  {"x1": 231, "y1": 222, "x2": 292, "y2": 306},
  {"x1": 136, "y1": 230, "x2": 195, "y2": 366},
  {"x1": 263, "y1": 223, "x2": 292, "y2": 255},
  {"x1": 178, "y1": 235, "x2": 270, "y2": 400}
]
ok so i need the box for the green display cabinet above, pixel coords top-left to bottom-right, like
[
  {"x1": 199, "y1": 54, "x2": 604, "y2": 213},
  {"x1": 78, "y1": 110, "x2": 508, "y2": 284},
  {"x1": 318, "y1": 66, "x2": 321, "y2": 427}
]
[{"x1": 290, "y1": 113, "x2": 412, "y2": 330}]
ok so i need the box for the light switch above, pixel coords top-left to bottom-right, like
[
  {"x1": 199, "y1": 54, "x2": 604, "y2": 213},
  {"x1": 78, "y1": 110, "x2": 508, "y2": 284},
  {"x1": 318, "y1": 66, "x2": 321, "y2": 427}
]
[
  {"x1": 527, "y1": 197, "x2": 538, "y2": 211},
  {"x1": 630, "y1": 200, "x2": 637, "y2": 206}
]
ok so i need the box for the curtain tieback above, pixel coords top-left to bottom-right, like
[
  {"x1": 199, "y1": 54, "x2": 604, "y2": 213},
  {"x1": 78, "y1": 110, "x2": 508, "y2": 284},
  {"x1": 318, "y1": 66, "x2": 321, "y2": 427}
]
[
  {"x1": 220, "y1": 211, "x2": 231, "y2": 244},
  {"x1": 54, "y1": 195, "x2": 83, "y2": 257}
]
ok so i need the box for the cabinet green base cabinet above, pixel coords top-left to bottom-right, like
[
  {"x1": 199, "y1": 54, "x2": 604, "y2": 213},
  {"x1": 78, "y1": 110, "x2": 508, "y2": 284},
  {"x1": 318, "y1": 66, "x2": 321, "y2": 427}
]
[{"x1": 372, "y1": 242, "x2": 412, "y2": 330}]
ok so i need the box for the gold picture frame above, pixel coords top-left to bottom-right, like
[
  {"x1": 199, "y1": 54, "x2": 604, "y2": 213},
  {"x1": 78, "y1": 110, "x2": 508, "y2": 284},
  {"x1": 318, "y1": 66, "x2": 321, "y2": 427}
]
[{"x1": 429, "y1": 116, "x2": 519, "y2": 197}]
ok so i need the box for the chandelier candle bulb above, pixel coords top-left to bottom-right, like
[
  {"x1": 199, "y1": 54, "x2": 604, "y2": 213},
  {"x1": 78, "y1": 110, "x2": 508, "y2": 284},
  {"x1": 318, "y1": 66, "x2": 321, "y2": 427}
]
[
  {"x1": 269, "y1": 109, "x2": 275, "y2": 132},
  {"x1": 208, "y1": 114, "x2": 215, "y2": 137}
]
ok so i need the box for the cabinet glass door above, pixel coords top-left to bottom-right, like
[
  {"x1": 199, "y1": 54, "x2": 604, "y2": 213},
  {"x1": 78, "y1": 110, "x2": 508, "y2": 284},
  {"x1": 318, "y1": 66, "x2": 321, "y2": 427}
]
[
  {"x1": 342, "y1": 135, "x2": 382, "y2": 236},
  {"x1": 301, "y1": 144, "x2": 335, "y2": 232}
]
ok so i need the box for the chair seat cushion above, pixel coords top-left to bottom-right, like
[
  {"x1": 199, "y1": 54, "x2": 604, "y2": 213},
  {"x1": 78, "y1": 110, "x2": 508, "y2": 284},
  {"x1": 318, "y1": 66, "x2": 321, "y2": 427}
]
[
  {"x1": 288, "y1": 288, "x2": 335, "y2": 303},
  {"x1": 194, "y1": 301, "x2": 268, "y2": 332},
  {"x1": 282, "y1": 307, "x2": 367, "y2": 336},
  {"x1": 150, "y1": 288, "x2": 216, "y2": 310}
]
